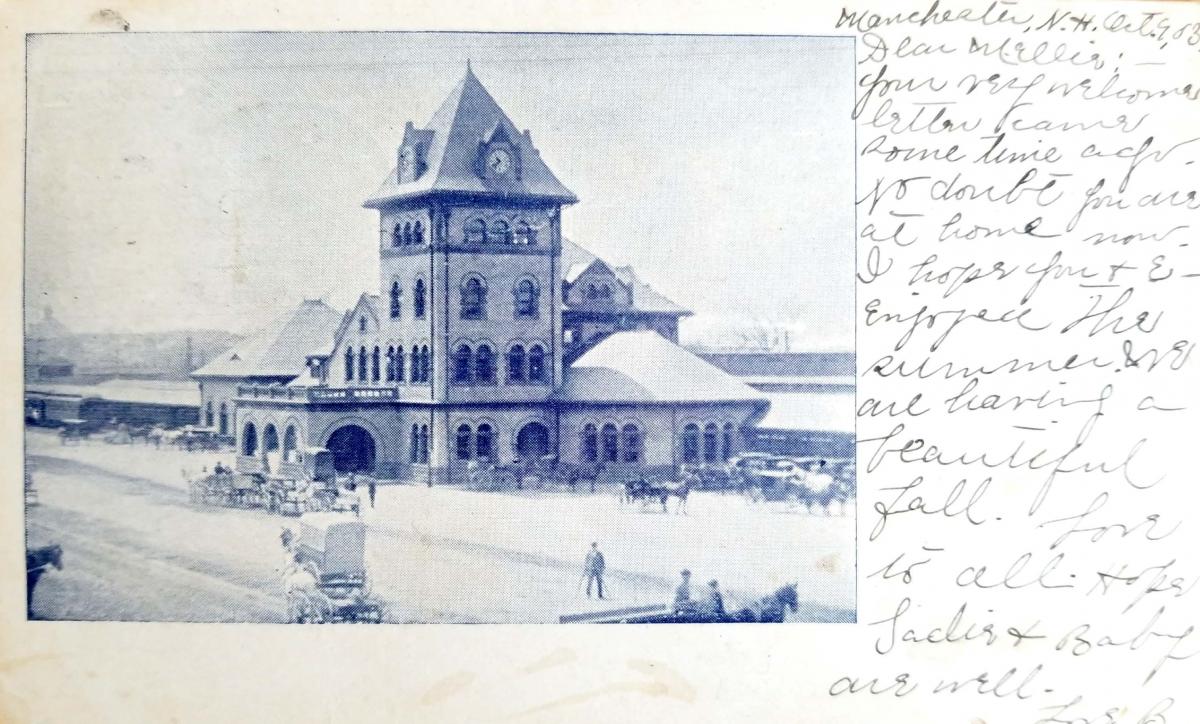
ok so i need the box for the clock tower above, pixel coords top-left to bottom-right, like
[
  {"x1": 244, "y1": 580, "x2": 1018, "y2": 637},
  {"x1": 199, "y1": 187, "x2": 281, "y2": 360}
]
[{"x1": 363, "y1": 66, "x2": 578, "y2": 405}]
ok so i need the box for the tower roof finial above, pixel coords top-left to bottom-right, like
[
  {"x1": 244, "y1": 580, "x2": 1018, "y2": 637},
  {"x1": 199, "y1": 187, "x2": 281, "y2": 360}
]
[{"x1": 466, "y1": 58, "x2": 473, "y2": 75}]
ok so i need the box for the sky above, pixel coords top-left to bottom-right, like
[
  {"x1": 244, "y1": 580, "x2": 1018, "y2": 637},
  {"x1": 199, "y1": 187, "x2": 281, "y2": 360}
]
[{"x1": 24, "y1": 33, "x2": 853, "y2": 350}]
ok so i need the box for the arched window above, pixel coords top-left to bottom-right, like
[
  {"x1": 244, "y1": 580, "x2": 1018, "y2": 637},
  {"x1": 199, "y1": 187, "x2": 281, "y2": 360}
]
[
  {"x1": 703, "y1": 423, "x2": 719, "y2": 463},
  {"x1": 491, "y1": 219, "x2": 513, "y2": 245},
  {"x1": 410, "y1": 346, "x2": 420, "y2": 383},
  {"x1": 358, "y1": 346, "x2": 368, "y2": 381},
  {"x1": 722, "y1": 422, "x2": 735, "y2": 461},
  {"x1": 528, "y1": 345, "x2": 546, "y2": 383},
  {"x1": 403, "y1": 221, "x2": 413, "y2": 246},
  {"x1": 476, "y1": 423, "x2": 493, "y2": 460},
  {"x1": 413, "y1": 278, "x2": 426, "y2": 318},
  {"x1": 453, "y1": 344, "x2": 473, "y2": 384},
  {"x1": 682, "y1": 423, "x2": 700, "y2": 464},
  {"x1": 359, "y1": 316, "x2": 368, "y2": 333},
  {"x1": 410, "y1": 424, "x2": 420, "y2": 464},
  {"x1": 205, "y1": 401, "x2": 214, "y2": 427},
  {"x1": 218, "y1": 403, "x2": 228, "y2": 435},
  {"x1": 242, "y1": 422, "x2": 258, "y2": 456},
  {"x1": 371, "y1": 346, "x2": 381, "y2": 382},
  {"x1": 344, "y1": 347, "x2": 354, "y2": 381},
  {"x1": 507, "y1": 345, "x2": 526, "y2": 383},
  {"x1": 581, "y1": 424, "x2": 598, "y2": 463},
  {"x1": 515, "y1": 220, "x2": 535, "y2": 245},
  {"x1": 622, "y1": 424, "x2": 642, "y2": 463},
  {"x1": 413, "y1": 219, "x2": 424, "y2": 245},
  {"x1": 455, "y1": 424, "x2": 472, "y2": 460},
  {"x1": 602, "y1": 423, "x2": 620, "y2": 463},
  {"x1": 476, "y1": 344, "x2": 496, "y2": 385},
  {"x1": 586, "y1": 284, "x2": 598, "y2": 300},
  {"x1": 465, "y1": 218, "x2": 487, "y2": 244},
  {"x1": 420, "y1": 345, "x2": 431, "y2": 382},
  {"x1": 419, "y1": 424, "x2": 430, "y2": 463},
  {"x1": 461, "y1": 277, "x2": 486, "y2": 319},
  {"x1": 600, "y1": 284, "x2": 613, "y2": 301},
  {"x1": 395, "y1": 345, "x2": 405, "y2": 383},
  {"x1": 385, "y1": 346, "x2": 396, "y2": 382},
  {"x1": 283, "y1": 426, "x2": 298, "y2": 461},
  {"x1": 389, "y1": 281, "x2": 401, "y2": 318},
  {"x1": 392, "y1": 223, "x2": 403, "y2": 247},
  {"x1": 515, "y1": 279, "x2": 539, "y2": 318}
]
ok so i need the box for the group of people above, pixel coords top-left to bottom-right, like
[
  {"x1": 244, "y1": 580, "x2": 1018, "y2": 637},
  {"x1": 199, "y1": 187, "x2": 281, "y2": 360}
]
[
  {"x1": 673, "y1": 569, "x2": 725, "y2": 618},
  {"x1": 580, "y1": 543, "x2": 726, "y2": 618}
]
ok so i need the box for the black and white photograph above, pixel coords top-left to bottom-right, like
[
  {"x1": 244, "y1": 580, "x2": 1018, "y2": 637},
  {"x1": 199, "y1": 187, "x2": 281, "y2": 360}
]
[{"x1": 23, "y1": 32, "x2": 854, "y2": 625}]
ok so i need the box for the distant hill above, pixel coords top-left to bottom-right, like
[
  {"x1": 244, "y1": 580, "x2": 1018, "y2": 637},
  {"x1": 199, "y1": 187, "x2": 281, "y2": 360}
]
[{"x1": 25, "y1": 329, "x2": 241, "y2": 381}]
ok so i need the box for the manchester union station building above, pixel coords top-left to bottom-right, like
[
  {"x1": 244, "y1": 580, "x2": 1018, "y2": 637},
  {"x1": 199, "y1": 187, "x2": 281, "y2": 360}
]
[{"x1": 193, "y1": 68, "x2": 770, "y2": 483}]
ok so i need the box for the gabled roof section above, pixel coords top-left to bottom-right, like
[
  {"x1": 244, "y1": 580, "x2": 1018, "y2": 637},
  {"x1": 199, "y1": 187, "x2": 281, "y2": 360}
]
[
  {"x1": 192, "y1": 300, "x2": 344, "y2": 379},
  {"x1": 364, "y1": 67, "x2": 577, "y2": 207},
  {"x1": 561, "y1": 239, "x2": 692, "y2": 316},
  {"x1": 558, "y1": 330, "x2": 766, "y2": 404}
]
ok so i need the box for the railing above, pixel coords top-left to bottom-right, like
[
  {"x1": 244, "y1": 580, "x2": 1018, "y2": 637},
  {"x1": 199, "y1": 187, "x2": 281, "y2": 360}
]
[{"x1": 235, "y1": 385, "x2": 400, "y2": 403}]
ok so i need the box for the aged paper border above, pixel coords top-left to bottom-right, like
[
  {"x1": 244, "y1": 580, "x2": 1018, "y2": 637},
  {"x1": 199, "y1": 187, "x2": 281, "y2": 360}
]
[{"x1": 0, "y1": 2, "x2": 865, "y2": 722}]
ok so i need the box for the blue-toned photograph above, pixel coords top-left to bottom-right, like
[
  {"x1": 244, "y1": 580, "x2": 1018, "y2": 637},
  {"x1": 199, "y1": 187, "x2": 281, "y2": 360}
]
[{"x1": 24, "y1": 33, "x2": 854, "y2": 624}]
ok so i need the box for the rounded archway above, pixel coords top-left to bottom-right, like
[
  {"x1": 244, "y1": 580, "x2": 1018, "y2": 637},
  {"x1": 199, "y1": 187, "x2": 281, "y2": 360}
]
[
  {"x1": 326, "y1": 425, "x2": 377, "y2": 474},
  {"x1": 242, "y1": 422, "x2": 258, "y2": 456},
  {"x1": 262, "y1": 424, "x2": 281, "y2": 472},
  {"x1": 515, "y1": 422, "x2": 550, "y2": 460}
]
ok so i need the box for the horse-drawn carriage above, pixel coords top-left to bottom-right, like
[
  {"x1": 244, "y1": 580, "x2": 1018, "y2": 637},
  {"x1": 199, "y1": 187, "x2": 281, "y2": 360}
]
[
  {"x1": 57, "y1": 418, "x2": 91, "y2": 445},
  {"x1": 560, "y1": 583, "x2": 799, "y2": 624},
  {"x1": 283, "y1": 513, "x2": 382, "y2": 623},
  {"x1": 467, "y1": 455, "x2": 598, "y2": 492},
  {"x1": 266, "y1": 448, "x2": 360, "y2": 516},
  {"x1": 623, "y1": 473, "x2": 692, "y2": 513},
  {"x1": 733, "y1": 454, "x2": 853, "y2": 513},
  {"x1": 173, "y1": 426, "x2": 224, "y2": 452},
  {"x1": 188, "y1": 466, "x2": 264, "y2": 508}
]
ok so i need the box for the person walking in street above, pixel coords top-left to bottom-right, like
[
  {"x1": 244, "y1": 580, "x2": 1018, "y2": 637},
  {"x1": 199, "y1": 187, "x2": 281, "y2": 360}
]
[
  {"x1": 367, "y1": 479, "x2": 377, "y2": 509},
  {"x1": 583, "y1": 542, "x2": 606, "y2": 599}
]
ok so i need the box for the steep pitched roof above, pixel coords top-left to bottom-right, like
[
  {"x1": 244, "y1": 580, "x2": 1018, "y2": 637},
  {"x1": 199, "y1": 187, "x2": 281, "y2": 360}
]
[
  {"x1": 364, "y1": 67, "x2": 577, "y2": 207},
  {"x1": 561, "y1": 239, "x2": 691, "y2": 316},
  {"x1": 558, "y1": 330, "x2": 766, "y2": 404},
  {"x1": 191, "y1": 300, "x2": 344, "y2": 378}
]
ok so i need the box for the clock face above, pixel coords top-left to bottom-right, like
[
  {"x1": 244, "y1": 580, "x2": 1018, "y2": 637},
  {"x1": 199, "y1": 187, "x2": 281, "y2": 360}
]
[{"x1": 486, "y1": 147, "x2": 513, "y2": 176}]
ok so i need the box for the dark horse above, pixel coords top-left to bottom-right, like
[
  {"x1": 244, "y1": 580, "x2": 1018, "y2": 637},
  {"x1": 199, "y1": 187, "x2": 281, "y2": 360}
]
[
  {"x1": 26, "y1": 544, "x2": 63, "y2": 618},
  {"x1": 728, "y1": 582, "x2": 800, "y2": 623},
  {"x1": 624, "y1": 477, "x2": 691, "y2": 513}
]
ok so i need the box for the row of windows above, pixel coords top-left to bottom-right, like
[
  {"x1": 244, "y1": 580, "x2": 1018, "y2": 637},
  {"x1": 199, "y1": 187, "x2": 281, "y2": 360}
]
[
  {"x1": 391, "y1": 220, "x2": 426, "y2": 247},
  {"x1": 452, "y1": 343, "x2": 548, "y2": 385},
  {"x1": 455, "y1": 423, "x2": 495, "y2": 461},
  {"x1": 460, "y1": 276, "x2": 540, "y2": 320},
  {"x1": 463, "y1": 218, "x2": 537, "y2": 246},
  {"x1": 388, "y1": 279, "x2": 427, "y2": 320},
  {"x1": 580, "y1": 423, "x2": 643, "y2": 464},
  {"x1": 345, "y1": 345, "x2": 430, "y2": 383},
  {"x1": 241, "y1": 421, "x2": 300, "y2": 458},
  {"x1": 203, "y1": 401, "x2": 231, "y2": 436},
  {"x1": 681, "y1": 422, "x2": 736, "y2": 464}
]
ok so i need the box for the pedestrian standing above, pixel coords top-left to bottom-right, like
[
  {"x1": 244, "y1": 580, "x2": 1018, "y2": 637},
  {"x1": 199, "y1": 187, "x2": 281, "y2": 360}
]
[
  {"x1": 583, "y1": 542, "x2": 606, "y2": 599},
  {"x1": 368, "y1": 479, "x2": 377, "y2": 509}
]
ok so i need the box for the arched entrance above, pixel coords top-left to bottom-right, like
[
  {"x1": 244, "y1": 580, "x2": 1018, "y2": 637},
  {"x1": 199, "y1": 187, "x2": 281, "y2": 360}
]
[
  {"x1": 326, "y1": 425, "x2": 377, "y2": 474},
  {"x1": 242, "y1": 422, "x2": 258, "y2": 456},
  {"x1": 262, "y1": 424, "x2": 281, "y2": 472},
  {"x1": 515, "y1": 422, "x2": 550, "y2": 460}
]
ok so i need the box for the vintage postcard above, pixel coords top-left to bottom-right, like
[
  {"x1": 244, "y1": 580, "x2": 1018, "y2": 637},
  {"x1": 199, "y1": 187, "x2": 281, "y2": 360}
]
[{"x1": 5, "y1": 1, "x2": 1200, "y2": 723}]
